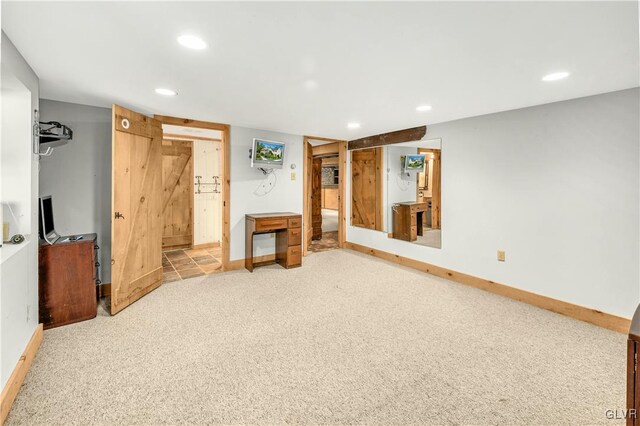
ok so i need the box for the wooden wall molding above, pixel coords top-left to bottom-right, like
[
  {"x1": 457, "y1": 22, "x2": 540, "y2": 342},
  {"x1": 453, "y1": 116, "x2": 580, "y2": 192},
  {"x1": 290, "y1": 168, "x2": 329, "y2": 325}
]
[
  {"x1": 348, "y1": 126, "x2": 427, "y2": 150},
  {"x1": 344, "y1": 242, "x2": 631, "y2": 333},
  {"x1": 193, "y1": 242, "x2": 220, "y2": 250},
  {"x1": 1, "y1": 324, "x2": 43, "y2": 425}
]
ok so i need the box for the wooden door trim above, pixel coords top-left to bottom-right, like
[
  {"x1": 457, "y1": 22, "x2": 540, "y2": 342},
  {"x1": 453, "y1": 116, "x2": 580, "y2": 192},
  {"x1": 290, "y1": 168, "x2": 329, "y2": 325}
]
[
  {"x1": 154, "y1": 114, "x2": 231, "y2": 271},
  {"x1": 303, "y1": 136, "x2": 347, "y2": 253},
  {"x1": 337, "y1": 140, "x2": 347, "y2": 248}
]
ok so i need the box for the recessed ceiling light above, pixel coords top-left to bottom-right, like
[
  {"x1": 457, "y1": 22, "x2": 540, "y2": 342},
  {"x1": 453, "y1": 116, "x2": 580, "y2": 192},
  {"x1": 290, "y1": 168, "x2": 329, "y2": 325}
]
[
  {"x1": 416, "y1": 105, "x2": 432, "y2": 112},
  {"x1": 155, "y1": 88, "x2": 178, "y2": 96},
  {"x1": 347, "y1": 122, "x2": 361, "y2": 129},
  {"x1": 304, "y1": 80, "x2": 318, "y2": 90},
  {"x1": 542, "y1": 71, "x2": 570, "y2": 82},
  {"x1": 177, "y1": 34, "x2": 207, "y2": 50}
]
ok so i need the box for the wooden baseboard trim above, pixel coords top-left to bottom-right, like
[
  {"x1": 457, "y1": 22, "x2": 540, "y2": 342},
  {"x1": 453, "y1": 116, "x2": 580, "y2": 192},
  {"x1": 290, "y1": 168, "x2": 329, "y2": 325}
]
[
  {"x1": 227, "y1": 254, "x2": 276, "y2": 271},
  {"x1": 1, "y1": 324, "x2": 43, "y2": 425},
  {"x1": 345, "y1": 242, "x2": 630, "y2": 333},
  {"x1": 98, "y1": 283, "x2": 111, "y2": 298},
  {"x1": 192, "y1": 242, "x2": 220, "y2": 250}
]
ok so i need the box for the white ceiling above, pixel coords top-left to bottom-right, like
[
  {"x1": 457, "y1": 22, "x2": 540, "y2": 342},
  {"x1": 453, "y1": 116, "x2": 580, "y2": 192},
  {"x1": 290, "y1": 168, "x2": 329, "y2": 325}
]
[{"x1": 3, "y1": 2, "x2": 638, "y2": 140}]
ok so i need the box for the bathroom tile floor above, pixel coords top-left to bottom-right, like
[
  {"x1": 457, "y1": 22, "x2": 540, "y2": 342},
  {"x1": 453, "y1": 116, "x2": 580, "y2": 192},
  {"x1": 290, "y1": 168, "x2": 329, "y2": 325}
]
[{"x1": 162, "y1": 246, "x2": 223, "y2": 282}]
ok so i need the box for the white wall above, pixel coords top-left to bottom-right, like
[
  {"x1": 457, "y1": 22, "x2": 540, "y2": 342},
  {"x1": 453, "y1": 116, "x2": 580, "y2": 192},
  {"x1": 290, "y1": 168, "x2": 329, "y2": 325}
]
[
  {"x1": 0, "y1": 31, "x2": 40, "y2": 389},
  {"x1": 347, "y1": 88, "x2": 640, "y2": 319},
  {"x1": 1, "y1": 76, "x2": 32, "y2": 235},
  {"x1": 193, "y1": 139, "x2": 222, "y2": 246},
  {"x1": 229, "y1": 126, "x2": 303, "y2": 261},
  {"x1": 38, "y1": 100, "x2": 112, "y2": 282}
]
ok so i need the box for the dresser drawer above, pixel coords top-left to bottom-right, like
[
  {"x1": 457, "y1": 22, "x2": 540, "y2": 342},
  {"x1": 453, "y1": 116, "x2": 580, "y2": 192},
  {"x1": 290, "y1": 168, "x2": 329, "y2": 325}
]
[
  {"x1": 288, "y1": 228, "x2": 302, "y2": 246},
  {"x1": 255, "y1": 218, "x2": 288, "y2": 231},
  {"x1": 287, "y1": 245, "x2": 302, "y2": 267},
  {"x1": 288, "y1": 217, "x2": 302, "y2": 228}
]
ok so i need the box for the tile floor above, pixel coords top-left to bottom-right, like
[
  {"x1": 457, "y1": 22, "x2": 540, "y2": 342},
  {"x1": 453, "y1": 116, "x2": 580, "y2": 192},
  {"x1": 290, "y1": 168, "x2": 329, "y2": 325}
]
[
  {"x1": 163, "y1": 246, "x2": 223, "y2": 282},
  {"x1": 309, "y1": 231, "x2": 339, "y2": 253}
]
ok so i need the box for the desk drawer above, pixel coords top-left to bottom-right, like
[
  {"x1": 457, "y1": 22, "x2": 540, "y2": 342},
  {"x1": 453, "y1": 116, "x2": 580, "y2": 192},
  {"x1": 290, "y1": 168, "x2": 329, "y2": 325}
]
[
  {"x1": 287, "y1": 245, "x2": 302, "y2": 267},
  {"x1": 288, "y1": 228, "x2": 302, "y2": 246},
  {"x1": 255, "y1": 218, "x2": 287, "y2": 231},
  {"x1": 410, "y1": 225, "x2": 417, "y2": 240},
  {"x1": 288, "y1": 217, "x2": 302, "y2": 228}
]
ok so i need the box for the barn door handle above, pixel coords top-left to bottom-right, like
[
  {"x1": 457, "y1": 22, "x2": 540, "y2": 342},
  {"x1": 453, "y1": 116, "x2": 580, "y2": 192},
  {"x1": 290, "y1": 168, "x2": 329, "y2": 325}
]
[{"x1": 114, "y1": 212, "x2": 125, "y2": 220}]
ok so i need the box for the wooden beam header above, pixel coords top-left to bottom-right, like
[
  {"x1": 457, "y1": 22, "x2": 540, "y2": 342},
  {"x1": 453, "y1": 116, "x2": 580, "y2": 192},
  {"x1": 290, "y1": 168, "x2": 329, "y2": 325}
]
[{"x1": 348, "y1": 125, "x2": 427, "y2": 150}]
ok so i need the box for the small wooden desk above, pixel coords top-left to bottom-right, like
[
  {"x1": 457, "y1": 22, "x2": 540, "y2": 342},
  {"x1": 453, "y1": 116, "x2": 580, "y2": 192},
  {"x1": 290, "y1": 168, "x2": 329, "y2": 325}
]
[
  {"x1": 392, "y1": 202, "x2": 428, "y2": 242},
  {"x1": 245, "y1": 213, "x2": 302, "y2": 272}
]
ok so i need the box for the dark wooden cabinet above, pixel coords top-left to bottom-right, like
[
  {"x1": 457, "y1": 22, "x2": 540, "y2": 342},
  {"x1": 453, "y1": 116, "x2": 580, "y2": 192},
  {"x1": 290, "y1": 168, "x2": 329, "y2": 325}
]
[{"x1": 39, "y1": 233, "x2": 99, "y2": 329}]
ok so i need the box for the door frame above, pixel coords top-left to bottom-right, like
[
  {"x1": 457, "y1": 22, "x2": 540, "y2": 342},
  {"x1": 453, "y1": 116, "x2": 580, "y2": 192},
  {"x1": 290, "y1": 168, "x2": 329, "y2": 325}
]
[
  {"x1": 303, "y1": 136, "x2": 347, "y2": 255},
  {"x1": 154, "y1": 114, "x2": 231, "y2": 270}
]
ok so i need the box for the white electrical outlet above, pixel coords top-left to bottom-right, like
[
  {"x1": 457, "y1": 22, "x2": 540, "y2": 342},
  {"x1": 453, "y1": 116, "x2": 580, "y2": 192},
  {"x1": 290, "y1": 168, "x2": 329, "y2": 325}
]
[
  {"x1": 497, "y1": 250, "x2": 506, "y2": 262},
  {"x1": 291, "y1": 172, "x2": 296, "y2": 181}
]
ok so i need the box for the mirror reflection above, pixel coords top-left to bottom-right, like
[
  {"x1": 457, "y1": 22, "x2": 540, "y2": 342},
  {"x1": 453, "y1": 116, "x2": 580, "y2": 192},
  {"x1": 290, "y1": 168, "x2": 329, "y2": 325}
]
[
  {"x1": 350, "y1": 147, "x2": 385, "y2": 231},
  {"x1": 386, "y1": 139, "x2": 441, "y2": 248}
]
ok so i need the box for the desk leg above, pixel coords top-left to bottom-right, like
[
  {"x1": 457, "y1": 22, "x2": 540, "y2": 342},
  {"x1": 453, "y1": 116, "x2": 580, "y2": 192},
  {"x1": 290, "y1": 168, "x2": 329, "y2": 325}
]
[
  {"x1": 245, "y1": 222, "x2": 254, "y2": 272},
  {"x1": 275, "y1": 229, "x2": 288, "y2": 268}
]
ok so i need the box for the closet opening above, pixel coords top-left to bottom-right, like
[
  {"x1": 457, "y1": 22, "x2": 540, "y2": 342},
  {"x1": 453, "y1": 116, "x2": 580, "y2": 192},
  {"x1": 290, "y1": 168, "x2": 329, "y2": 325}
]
[{"x1": 154, "y1": 116, "x2": 230, "y2": 282}]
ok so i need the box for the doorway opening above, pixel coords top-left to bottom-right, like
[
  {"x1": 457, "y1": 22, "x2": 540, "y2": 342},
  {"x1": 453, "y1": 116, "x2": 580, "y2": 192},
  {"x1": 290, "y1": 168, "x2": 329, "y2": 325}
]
[
  {"x1": 155, "y1": 115, "x2": 231, "y2": 282},
  {"x1": 303, "y1": 137, "x2": 347, "y2": 255}
]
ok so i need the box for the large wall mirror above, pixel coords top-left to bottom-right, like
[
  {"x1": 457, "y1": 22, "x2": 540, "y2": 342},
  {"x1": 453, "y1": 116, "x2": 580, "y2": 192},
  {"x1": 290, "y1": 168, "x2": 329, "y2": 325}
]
[
  {"x1": 385, "y1": 139, "x2": 441, "y2": 248},
  {"x1": 350, "y1": 138, "x2": 441, "y2": 248}
]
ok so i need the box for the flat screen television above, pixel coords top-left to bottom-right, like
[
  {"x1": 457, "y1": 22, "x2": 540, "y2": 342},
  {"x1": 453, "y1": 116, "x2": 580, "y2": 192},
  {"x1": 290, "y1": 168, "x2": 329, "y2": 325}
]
[
  {"x1": 251, "y1": 138, "x2": 285, "y2": 169},
  {"x1": 39, "y1": 196, "x2": 60, "y2": 244},
  {"x1": 402, "y1": 154, "x2": 426, "y2": 173}
]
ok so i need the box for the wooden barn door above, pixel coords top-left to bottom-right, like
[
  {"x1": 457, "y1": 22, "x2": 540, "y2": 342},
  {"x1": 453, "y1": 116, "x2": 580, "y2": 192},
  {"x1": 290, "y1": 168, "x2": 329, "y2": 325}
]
[
  {"x1": 111, "y1": 105, "x2": 164, "y2": 315},
  {"x1": 161, "y1": 139, "x2": 193, "y2": 249},
  {"x1": 351, "y1": 147, "x2": 383, "y2": 230},
  {"x1": 311, "y1": 157, "x2": 323, "y2": 240}
]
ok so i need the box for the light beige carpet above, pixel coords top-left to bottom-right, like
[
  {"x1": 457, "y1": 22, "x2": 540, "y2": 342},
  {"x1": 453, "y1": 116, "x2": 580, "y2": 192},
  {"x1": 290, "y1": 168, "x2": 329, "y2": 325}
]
[{"x1": 7, "y1": 249, "x2": 626, "y2": 425}]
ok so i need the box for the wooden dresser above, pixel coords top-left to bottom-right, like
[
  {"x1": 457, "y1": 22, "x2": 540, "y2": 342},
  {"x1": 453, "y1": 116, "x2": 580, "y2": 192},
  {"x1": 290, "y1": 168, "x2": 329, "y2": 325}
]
[
  {"x1": 39, "y1": 233, "x2": 99, "y2": 329},
  {"x1": 245, "y1": 213, "x2": 302, "y2": 272},
  {"x1": 392, "y1": 202, "x2": 428, "y2": 241}
]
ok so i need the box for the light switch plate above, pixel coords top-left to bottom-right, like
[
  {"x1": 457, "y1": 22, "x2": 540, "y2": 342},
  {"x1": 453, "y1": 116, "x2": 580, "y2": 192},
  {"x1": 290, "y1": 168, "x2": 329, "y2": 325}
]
[
  {"x1": 497, "y1": 250, "x2": 506, "y2": 262},
  {"x1": 291, "y1": 172, "x2": 296, "y2": 181}
]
